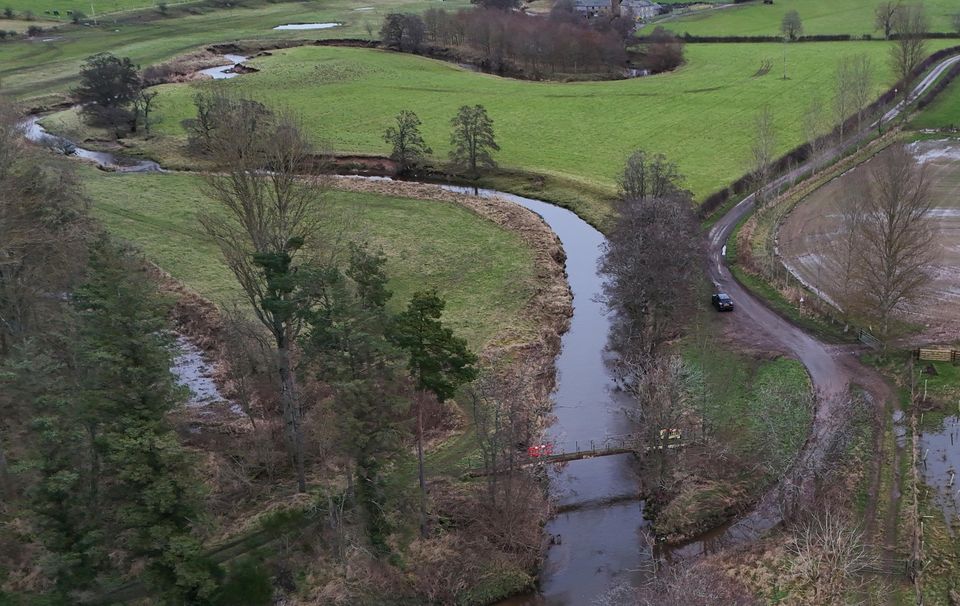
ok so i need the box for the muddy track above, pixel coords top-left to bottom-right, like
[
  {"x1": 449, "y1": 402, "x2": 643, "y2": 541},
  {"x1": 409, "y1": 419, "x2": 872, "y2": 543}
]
[{"x1": 706, "y1": 52, "x2": 960, "y2": 544}]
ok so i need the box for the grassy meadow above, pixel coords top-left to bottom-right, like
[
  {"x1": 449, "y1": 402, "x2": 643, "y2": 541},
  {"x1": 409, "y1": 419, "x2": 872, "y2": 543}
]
[
  {"x1": 0, "y1": 0, "x2": 467, "y2": 103},
  {"x1": 912, "y1": 74, "x2": 960, "y2": 129},
  {"x1": 648, "y1": 0, "x2": 960, "y2": 37},
  {"x1": 124, "y1": 41, "x2": 955, "y2": 219},
  {"x1": 80, "y1": 167, "x2": 537, "y2": 350},
  {"x1": 2, "y1": 0, "x2": 193, "y2": 16}
]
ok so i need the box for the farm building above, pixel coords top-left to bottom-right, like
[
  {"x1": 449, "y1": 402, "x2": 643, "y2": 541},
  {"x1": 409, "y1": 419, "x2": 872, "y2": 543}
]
[
  {"x1": 619, "y1": 0, "x2": 662, "y2": 20},
  {"x1": 574, "y1": 0, "x2": 612, "y2": 17},
  {"x1": 575, "y1": 0, "x2": 662, "y2": 20}
]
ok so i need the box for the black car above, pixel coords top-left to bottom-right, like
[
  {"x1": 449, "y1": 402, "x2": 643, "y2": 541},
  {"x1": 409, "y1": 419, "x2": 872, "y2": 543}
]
[{"x1": 711, "y1": 293, "x2": 734, "y2": 312}]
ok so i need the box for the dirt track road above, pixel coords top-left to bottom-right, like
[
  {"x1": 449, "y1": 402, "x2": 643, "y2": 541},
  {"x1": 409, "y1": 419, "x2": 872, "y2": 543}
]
[{"x1": 705, "y1": 52, "x2": 960, "y2": 537}]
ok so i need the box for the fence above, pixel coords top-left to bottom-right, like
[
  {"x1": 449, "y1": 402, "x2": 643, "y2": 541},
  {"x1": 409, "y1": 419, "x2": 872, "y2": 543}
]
[{"x1": 915, "y1": 348, "x2": 960, "y2": 363}]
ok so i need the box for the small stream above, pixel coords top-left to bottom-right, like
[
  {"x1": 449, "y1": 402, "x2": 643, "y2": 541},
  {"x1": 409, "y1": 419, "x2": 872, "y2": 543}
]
[{"x1": 171, "y1": 336, "x2": 238, "y2": 414}]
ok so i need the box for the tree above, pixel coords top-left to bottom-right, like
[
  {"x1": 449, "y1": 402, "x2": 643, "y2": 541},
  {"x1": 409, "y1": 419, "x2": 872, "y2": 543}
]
[
  {"x1": 0, "y1": 100, "x2": 90, "y2": 356},
  {"x1": 23, "y1": 239, "x2": 216, "y2": 602},
  {"x1": 390, "y1": 291, "x2": 477, "y2": 537},
  {"x1": 847, "y1": 54, "x2": 873, "y2": 140},
  {"x1": 74, "y1": 53, "x2": 141, "y2": 108},
  {"x1": 851, "y1": 146, "x2": 935, "y2": 338},
  {"x1": 383, "y1": 110, "x2": 432, "y2": 175},
  {"x1": 71, "y1": 239, "x2": 216, "y2": 602},
  {"x1": 2, "y1": 8, "x2": 12, "y2": 19},
  {"x1": 74, "y1": 53, "x2": 146, "y2": 135},
  {"x1": 449, "y1": 104, "x2": 499, "y2": 185},
  {"x1": 618, "y1": 149, "x2": 685, "y2": 202},
  {"x1": 833, "y1": 57, "x2": 855, "y2": 143},
  {"x1": 198, "y1": 98, "x2": 326, "y2": 493},
  {"x1": 380, "y1": 13, "x2": 426, "y2": 52},
  {"x1": 750, "y1": 106, "x2": 777, "y2": 206},
  {"x1": 642, "y1": 26, "x2": 685, "y2": 73},
  {"x1": 300, "y1": 244, "x2": 407, "y2": 552},
  {"x1": 600, "y1": 154, "x2": 702, "y2": 363},
  {"x1": 874, "y1": 1, "x2": 902, "y2": 39},
  {"x1": 134, "y1": 89, "x2": 159, "y2": 135},
  {"x1": 889, "y1": 4, "x2": 928, "y2": 110},
  {"x1": 780, "y1": 10, "x2": 803, "y2": 41},
  {"x1": 801, "y1": 96, "x2": 829, "y2": 174},
  {"x1": 821, "y1": 171, "x2": 871, "y2": 320}
]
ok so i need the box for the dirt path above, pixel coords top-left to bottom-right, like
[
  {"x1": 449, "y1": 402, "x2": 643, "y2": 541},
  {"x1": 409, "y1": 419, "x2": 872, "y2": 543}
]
[{"x1": 705, "y1": 52, "x2": 960, "y2": 540}]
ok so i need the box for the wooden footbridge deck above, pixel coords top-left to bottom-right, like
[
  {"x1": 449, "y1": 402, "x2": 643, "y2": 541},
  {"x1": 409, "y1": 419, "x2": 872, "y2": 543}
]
[{"x1": 465, "y1": 433, "x2": 681, "y2": 478}]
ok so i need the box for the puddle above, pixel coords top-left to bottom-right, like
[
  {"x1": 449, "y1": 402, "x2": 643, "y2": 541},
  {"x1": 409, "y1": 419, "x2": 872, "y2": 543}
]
[
  {"x1": 198, "y1": 54, "x2": 248, "y2": 80},
  {"x1": 907, "y1": 139, "x2": 960, "y2": 164},
  {"x1": 171, "y1": 336, "x2": 241, "y2": 414},
  {"x1": 272, "y1": 22, "x2": 341, "y2": 30},
  {"x1": 919, "y1": 415, "x2": 960, "y2": 527}
]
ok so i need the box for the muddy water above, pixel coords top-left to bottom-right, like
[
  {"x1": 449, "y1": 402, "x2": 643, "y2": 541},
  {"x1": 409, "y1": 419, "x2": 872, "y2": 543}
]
[
  {"x1": 22, "y1": 116, "x2": 161, "y2": 172},
  {"x1": 920, "y1": 415, "x2": 960, "y2": 527},
  {"x1": 443, "y1": 187, "x2": 653, "y2": 603},
  {"x1": 198, "y1": 54, "x2": 248, "y2": 80}
]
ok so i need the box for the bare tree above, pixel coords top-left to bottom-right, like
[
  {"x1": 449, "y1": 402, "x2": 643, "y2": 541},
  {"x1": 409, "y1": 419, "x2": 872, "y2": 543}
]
[
  {"x1": 833, "y1": 57, "x2": 856, "y2": 144},
  {"x1": 466, "y1": 369, "x2": 545, "y2": 551},
  {"x1": 198, "y1": 99, "x2": 327, "y2": 492},
  {"x1": 629, "y1": 561, "x2": 758, "y2": 606},
  {"x1": 889, "y1": 4, "x2": 929, "y2": 110},
  {"x1": 854, "y1": 146, "x2": 935, "y2": 337},
  {"x1": 874, "y1": 0, "x2": 902, "y2": 39},
  {"x1": 780, "y1": 10, "x2": 803, "y2": 41},
  {"x1": 786, "y1": 509, "x2": 876, "y2": 605},
  {"x1": 801, "y1": 96, "x2": 830, "y2": 173},
  {"x1": 623, "y1": 355, "x2": 692, "y2": 497},
  {"x1": 750, "y1": 106, "x2": 777, "y2": 206},
  {"x1": 848, "y1": 54, "x2": 873, "y2": 142},
  {"x1": 618, "y1": 149, "x2": 685, "y2": 202},
  {"x1": 821, "y1": 170, "x2": 871, "y2": 319},
  {"x1": 600, "y1": 190, "x2": 703, "y2": 361}
]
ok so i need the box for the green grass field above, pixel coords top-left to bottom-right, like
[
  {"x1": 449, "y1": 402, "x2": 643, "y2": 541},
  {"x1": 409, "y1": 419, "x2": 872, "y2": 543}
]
[
  {"x1": 81, "y1": 167, "x2": 536, "y2": 350},
  {"x1": 648, "y1": 0, "x2": 960, "y2": 37},
  {"x1": 0, "y1": 0, "x2": 467, "y2": 103},
  {"x1": 912, "y1": 75, "x2": 960, "y2": 129},
  {"x1": 130, "y1": 41, "x2": 953, "y2": 218},
  {"x1": 2, "y1": 0, "x2": 173, "y2": 17}
]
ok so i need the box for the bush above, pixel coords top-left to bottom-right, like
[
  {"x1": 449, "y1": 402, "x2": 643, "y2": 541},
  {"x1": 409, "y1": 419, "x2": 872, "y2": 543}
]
[
  {"x1": 212, "y1": 558, "x2": 273, "y2": 606},
  {"x1": 26, "y1": 25, "x2": 43, "y2": 37}
]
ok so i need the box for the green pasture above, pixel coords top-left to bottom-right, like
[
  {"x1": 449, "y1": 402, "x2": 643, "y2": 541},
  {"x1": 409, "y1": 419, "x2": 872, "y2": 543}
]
[
  {"x1": 2, "y1": 0, "x2": 176, "y2": 17},
  {"x1": 912, "y1": 74, "x2": 960, "y2": 129},
  {"x1": 132, "y1": 41, "x2": 953, "y2": 219},
  {"x1": 648, "y1": 0, "x2": 960, "y2": 37},
  {"x1": 80, "y1": 167, "x2": 536, "y2": 350},
  {"x1": 0, "y1": 0, "x2": 466, "y2": 103}
]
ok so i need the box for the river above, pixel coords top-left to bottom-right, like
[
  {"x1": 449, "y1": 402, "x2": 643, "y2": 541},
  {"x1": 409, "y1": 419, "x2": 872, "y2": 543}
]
[{"x1": 21, "y1": 113, "x2": 691, "y2": 602}]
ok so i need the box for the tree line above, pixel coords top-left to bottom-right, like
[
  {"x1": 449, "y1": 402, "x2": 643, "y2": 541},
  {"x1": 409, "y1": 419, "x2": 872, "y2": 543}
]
[{"x1": 381, "y1": 7, "x2": 631, "y2": 78}]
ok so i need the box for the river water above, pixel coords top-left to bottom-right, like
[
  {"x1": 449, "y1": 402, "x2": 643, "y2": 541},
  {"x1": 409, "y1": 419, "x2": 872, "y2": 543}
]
[{"x1": 443, "y1": 188, "x2": 653, "y2": 604}]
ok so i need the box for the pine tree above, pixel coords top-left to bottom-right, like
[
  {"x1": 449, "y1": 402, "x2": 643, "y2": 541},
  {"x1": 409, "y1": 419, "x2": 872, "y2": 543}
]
[{"x1": 389, "y1": 291, "x2": 477, "y2": 537}]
